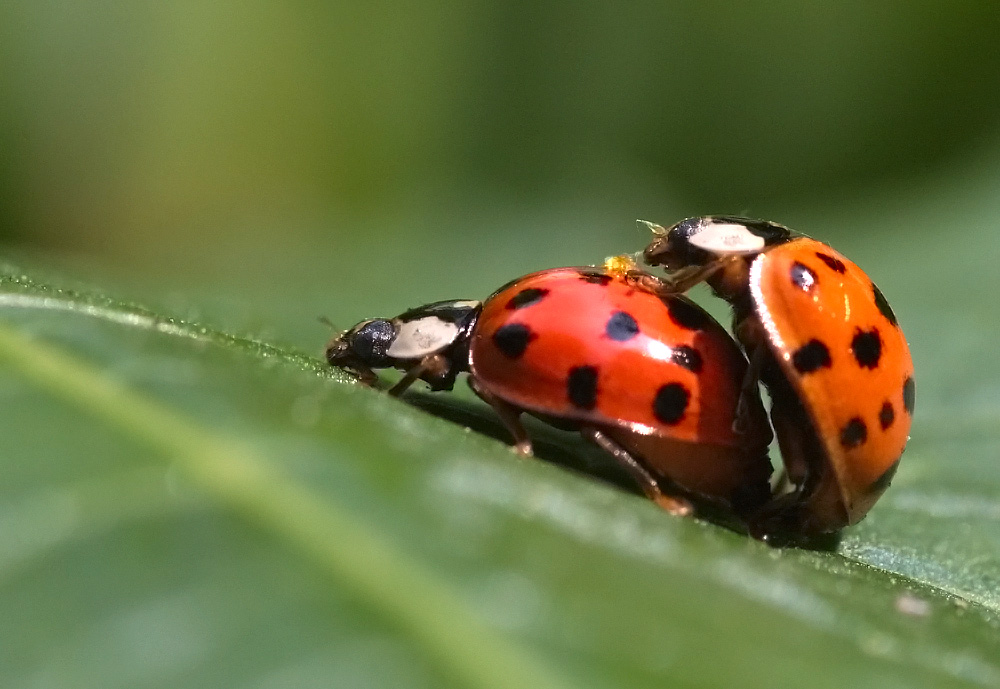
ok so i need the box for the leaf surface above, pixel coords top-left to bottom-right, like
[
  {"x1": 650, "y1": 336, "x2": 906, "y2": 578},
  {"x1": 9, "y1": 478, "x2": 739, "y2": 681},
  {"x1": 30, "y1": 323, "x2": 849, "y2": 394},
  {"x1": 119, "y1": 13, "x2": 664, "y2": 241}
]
[{"x1": 0, "y1": 257, "x2": 997, "y2": 689}]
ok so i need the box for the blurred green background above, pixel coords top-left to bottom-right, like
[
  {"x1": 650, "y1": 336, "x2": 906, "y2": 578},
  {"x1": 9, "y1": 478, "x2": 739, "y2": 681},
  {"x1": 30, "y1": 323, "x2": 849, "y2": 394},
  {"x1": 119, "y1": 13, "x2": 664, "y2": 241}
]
[
  {"x1": 5, "y1": 4, "x2": 1000, "y2": 687},
  {"x1": 3, "y1": 1, "x2": 1000, "y2": 340}
]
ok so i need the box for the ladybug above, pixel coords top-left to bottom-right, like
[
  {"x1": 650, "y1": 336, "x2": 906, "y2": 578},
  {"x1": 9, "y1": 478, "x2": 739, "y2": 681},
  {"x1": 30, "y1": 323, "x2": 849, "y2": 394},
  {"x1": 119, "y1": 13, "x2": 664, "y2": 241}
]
[
  {"x1": 642, "y1": 216, "x2": 915, "y2": 538},
  {"x1": 327, "y1": 265, "x2": 773, "y2": 519}
]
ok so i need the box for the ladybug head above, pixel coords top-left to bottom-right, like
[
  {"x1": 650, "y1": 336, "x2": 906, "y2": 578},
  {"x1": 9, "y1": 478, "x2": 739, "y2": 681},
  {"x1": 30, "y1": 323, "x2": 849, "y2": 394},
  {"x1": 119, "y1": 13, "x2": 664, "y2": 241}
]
[
  {"x1": 643, "y1": 217, "x2": 715, "y2": 270},
  {"x1": 643, "y1": 216, "x2": 793, "y2": 270},
  {"x1": 326, "y1": 318, "x2": 397, "y2": 372}
]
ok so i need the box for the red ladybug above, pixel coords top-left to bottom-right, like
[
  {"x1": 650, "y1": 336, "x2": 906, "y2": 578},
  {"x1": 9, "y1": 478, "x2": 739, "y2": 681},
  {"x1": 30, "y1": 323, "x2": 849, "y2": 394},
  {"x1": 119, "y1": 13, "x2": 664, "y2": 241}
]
[
  {"x1": 642, "y1": 216, "x2": 914, "y2": 538},
  {"x1": 327, "y1": 265, "x2": 773, "y2": 519}
]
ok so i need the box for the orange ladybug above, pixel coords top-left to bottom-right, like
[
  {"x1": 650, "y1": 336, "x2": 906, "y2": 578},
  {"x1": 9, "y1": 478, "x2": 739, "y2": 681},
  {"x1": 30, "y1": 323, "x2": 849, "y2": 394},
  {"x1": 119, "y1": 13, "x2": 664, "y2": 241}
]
[
  {"x1": 642, "y1": 216, "x2": 914, "y2": 539},
  {"x1": 327, "y1": 265, "x2": 773, "y2": 520}
]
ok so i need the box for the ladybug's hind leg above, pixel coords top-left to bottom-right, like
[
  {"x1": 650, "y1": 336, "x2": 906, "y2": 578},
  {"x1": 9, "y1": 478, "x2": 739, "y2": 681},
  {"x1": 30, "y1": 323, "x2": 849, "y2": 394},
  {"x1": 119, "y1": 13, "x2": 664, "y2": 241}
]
[
  {"x1": 582, "y1": 428, "x2": 693, "y2": 516},
  {"x1": 733, "y1": 345, "x2": 766, "y2": 436},
  {"x1": 467, "y1": 378, "x2": 533, "y2": 456},
  {"x1": 388, "y1": 354, "x2": 449, "y2": 397}
]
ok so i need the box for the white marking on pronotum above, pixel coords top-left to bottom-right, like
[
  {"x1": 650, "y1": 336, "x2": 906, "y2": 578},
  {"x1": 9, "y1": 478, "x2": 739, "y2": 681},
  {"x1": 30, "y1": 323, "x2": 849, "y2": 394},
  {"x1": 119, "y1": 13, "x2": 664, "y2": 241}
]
[
  {"x1": 420, "y1": 300, "x2": 481, "y2": 313},
  {"x1": 449, "y1": 300, "x2": 481, "y2": 310},
  {"x1": 386, "y1": 316, "x2": 458, "y2": 359},
  {"x1": 688, "y1": 220, "x2": 766, "y2": 254}
]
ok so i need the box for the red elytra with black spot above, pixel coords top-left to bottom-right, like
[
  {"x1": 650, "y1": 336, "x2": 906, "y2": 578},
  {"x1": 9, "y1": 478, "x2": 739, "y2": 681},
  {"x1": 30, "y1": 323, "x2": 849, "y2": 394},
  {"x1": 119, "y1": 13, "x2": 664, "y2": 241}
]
[
  {"x1": 752, "y1": 238, "x2": 914, "y2": 528},
  {"x1": 469, "y1": 267, "x2": 773, "y2": 505},
  {"x1": 643, "y1": 216, "x2": 915, "y2": 537}
]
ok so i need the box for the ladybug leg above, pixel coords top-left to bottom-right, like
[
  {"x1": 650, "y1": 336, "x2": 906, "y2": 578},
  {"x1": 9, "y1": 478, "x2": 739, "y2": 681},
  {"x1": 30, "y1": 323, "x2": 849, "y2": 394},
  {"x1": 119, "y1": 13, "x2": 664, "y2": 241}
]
[
  {"x1": 387, "y1": 354, "x2": 449, "y2": 397},
  {"x1": 346, "y1": 365, "x2": 380, "y2": 388},
  {"x1": 632, "y1": 263, "x2": 724, "y2": 295},
  {"x1": 581, "y1": 428, "x2": 693, "y2": 516},
  {"x1": 733, "y1": 346, "x2": 766, "y2": 435},
  {"x1": 467, "y1": 378, "x2": 533, "y2": 456},
  {"x1": 772, "y1": 469, "x2": 793, "y2": 494}
]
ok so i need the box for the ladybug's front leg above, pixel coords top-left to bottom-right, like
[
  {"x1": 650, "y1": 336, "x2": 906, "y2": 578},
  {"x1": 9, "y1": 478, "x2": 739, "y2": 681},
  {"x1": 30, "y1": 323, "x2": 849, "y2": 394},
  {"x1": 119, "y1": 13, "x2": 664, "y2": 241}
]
[
  {"x1": 603, "y1": 251, "x2": 719, "y2": 295},
  {"x1": 581, "y1": 428, "x2": 693, "y2": 516},
  {"x1": 346, "y1": 365, "x2": 380, "y2": 388},
  {"x1": 467, "y1": 378, "x2": 533, "y2": 456},
  {"x1": 626, "y1": 263, "x2": 724, "y2": 297}
]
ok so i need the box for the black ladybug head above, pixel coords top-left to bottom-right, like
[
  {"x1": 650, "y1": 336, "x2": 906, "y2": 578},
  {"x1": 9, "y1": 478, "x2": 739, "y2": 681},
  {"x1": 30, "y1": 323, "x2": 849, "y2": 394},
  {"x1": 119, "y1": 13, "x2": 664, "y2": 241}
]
[
  {"x1": 643, "y1": 217, "x2": 714, "y2": 270},
  {"x1": 326, "y1": 319, "x2": 397, "y2": 370}
]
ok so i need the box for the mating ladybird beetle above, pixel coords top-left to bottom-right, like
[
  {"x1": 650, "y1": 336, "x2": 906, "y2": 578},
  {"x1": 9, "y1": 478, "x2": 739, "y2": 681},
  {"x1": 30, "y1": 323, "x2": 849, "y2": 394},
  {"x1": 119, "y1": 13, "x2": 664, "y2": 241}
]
[
  {"x1": 642, "y1": 216, "x2": 915, "y2": 538},
  {"x1": 327, "y1": 265, "x2": 773, "y2": 519}
]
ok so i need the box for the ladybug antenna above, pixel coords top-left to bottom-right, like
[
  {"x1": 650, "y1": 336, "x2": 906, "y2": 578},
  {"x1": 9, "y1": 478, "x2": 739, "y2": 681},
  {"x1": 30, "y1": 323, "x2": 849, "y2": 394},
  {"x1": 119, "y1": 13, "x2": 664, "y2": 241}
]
[
  {"x1": 637, "y1": 219, "x2": 667, "y2": 237},
  {"x1": 317, "y1": 315, "x2": 337, "y2": 330}
]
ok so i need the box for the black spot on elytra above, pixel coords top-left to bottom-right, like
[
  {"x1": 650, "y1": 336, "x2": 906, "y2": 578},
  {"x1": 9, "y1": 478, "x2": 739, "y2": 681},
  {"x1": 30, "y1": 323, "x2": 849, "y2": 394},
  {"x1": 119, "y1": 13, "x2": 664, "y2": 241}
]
[
  {"x1": 903, "y1": 376, "x2": 915, "y2": 415},
  {"x1": 851, "y1": 328, "x2": 882, "y2": 369},
  {"x1": 567, "y1": 365, "x2": 599, "y2": 410},
  {"x1": 879, "y1": 401, "x2": 895, "y2": 430},
  {"x1": 791, "y1": 340, "x2": 832, "y2": 374},
  {"x1": 872, "y1": 282, "x2": 898, "y2": 327},
  {"x1": 815, "y1": 252, "x2": 846, "y2": 273},
  {"x1": 840, "y1": 417, "x2": 867, "y2": 449},
  {"x1": 506, "y1": 287, "x2": 549, "y2": 310},
  {"x1": 605, "y1": 311, "x2": 639, "y2": 341},
  {"x1": 578, "y1": 270, "x2": 613, "y2": 286},
  {"x1": 653, "y1": 383, "x2": 689, "y2": 424},
  {"x1": 868, "y1": 456, "x2": 901, "y2": 494},
  {"x1": 492, "y1": 323, "x2": 534, "y2": 359},
  {"x1": 666, "y1": 298, "x2": 712, "y2": 331},
  {"x1": 790, "y1": 261, "x2": 817, "y2": 291},
  {"x1": 671, "y1": 345, "x2": 703, "y2": 373}
]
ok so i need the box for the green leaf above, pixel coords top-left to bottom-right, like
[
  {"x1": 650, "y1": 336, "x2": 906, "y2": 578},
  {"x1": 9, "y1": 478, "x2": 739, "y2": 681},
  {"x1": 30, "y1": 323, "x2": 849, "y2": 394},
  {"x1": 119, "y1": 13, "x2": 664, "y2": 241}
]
[{"x1": 0, "y1": 261, "x2": 998, "y2": 689}]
